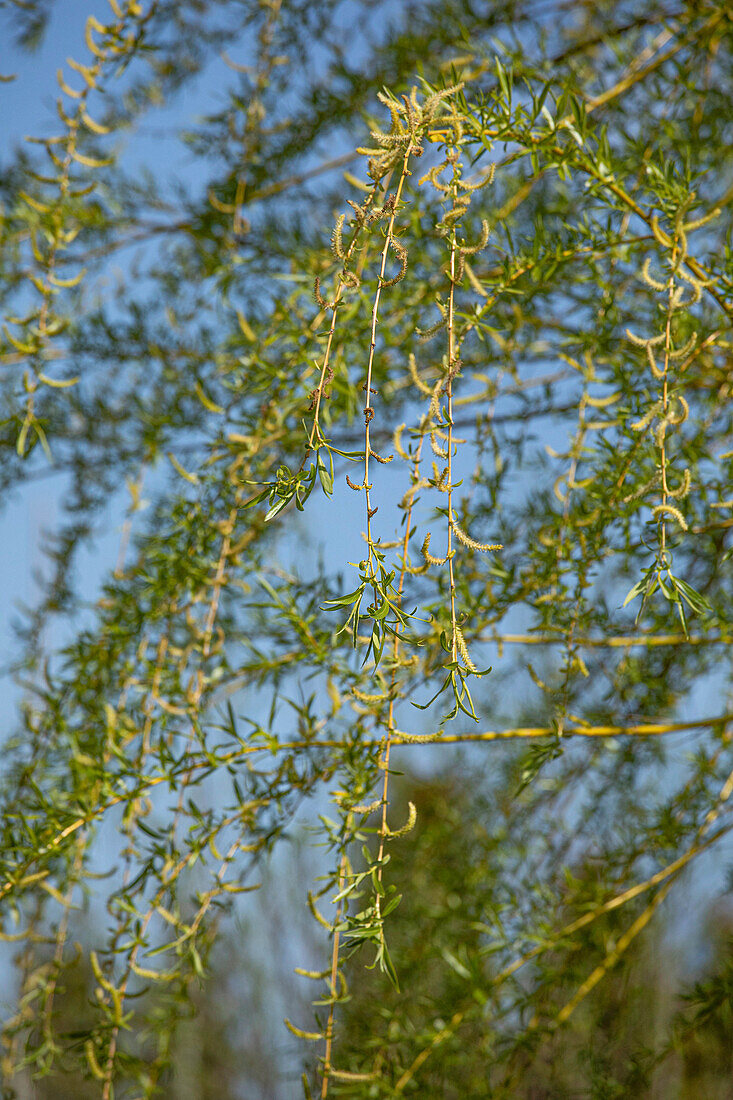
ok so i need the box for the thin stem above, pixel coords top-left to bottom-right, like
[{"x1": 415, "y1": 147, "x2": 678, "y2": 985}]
[
  {"x1": 376, "y1": 435, "x2": 426, "y2": 894},
  {"x1": 659, "y1": 242, "x2": 677, "y2": 560},
  {"x1": 306, "y1": 178, "x2": 390, "y2": 461},
  {"x1": 447, "y1": 228, "x2": 458, "y2": 663},
  {"x1": 363, "y1": 151, "x2": 413, "y2": 567},
  {"x1": 320, "y1": 844, "x2": 349, "y2": 1098}
]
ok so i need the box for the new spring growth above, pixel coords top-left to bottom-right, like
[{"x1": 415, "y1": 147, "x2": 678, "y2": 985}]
[
  {"x1": 454, "y1": 624, "x2": 478, "y2": 673},
  {"x1": 314, "y1": 275, "x2": 337, "y2": 310},
  {"x1": 416, "y1": 312, "x2": 448, "y2": 342},
  {"x1": 423, "y1": 138, "x2": 500, "y2": 701},
  {"x1": 380, "y1": 239, "x2": 408, "y2": 287},
  {"x1": 652, "y1": 503, "x2": 689, "y2": 531},
  {"x1": 431, "y1": 463, "x2": 450, "y2": 491},
  {"x1": 429, "y1": 374, "x2": 447, "y2": 422},
  {"x1": 668, "y1": 467, "x2": 691, "y2": 500},
  {"x1": 369, "y1": 446, "x2": 394, "y2": 465},
  {"x1": 624, "y1": 222, "x2": 701, "y2": 598},
  {"x1": 630, "y1": 395, "x2": 685, "y2": 435},
  {"x1": 430, "y1": 431, "x2": 448, "y2": 459},
  {"x1": 407, "y1": 353, "x2": 433, "y2": 396},
  {"x1": 356, "y1": 83, "x2": 465, "y2": 178},
  {"x1": 330, "y1": 213, "x2": 345, "y2": 260},
  {"x1": 393, "y1": 422, "x2": 410, "y2": 460},
  {"x1": 640, "y1": 267, "x2": 703, "y2": 311},
  {"x1": 451, "y1": 518, "x2": 503, "y2": 553},
  {"x1": 394, "y1": 728, "x2": 443, "y2": 743},
  {"x1": 422, "y1": 532, "x2": 450, "y2": 566},
  {"x1": 384, "y1": 800, "x2": 417, "y2": 838}
]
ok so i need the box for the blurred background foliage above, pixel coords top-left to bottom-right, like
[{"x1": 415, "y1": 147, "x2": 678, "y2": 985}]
[{"x1": 20, "y1": 773, "x2": 733, "y2": 1098}]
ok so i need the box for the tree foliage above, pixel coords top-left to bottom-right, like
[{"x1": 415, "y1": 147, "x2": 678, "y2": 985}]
[{"x1": 1, "y1": 0, "x2": 733, "y2": 1096}]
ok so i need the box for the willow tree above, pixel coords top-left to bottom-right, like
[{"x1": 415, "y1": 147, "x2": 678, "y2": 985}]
[{"x1": 1, "y1": 0, "x2": 732, "y2": 1096}]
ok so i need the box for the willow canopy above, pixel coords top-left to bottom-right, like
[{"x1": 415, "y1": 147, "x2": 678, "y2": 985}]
[{"x1": 1, "y1": 0, "x2": 732, "y2": 1096}]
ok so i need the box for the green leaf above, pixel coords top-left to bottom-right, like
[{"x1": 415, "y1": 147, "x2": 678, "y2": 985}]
[
  {"x1": 621, "y1": 578, "x2": 646, "y2": 609},
  {"x1": 674, "y1": 576, "x2": 714, "y2": 616},
  {"x1": 264, "y1": 494, "x2": 292, "y2": 522},
  {"x1": 317, "y1": 451, "x2": 333, "y2": 496}
]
